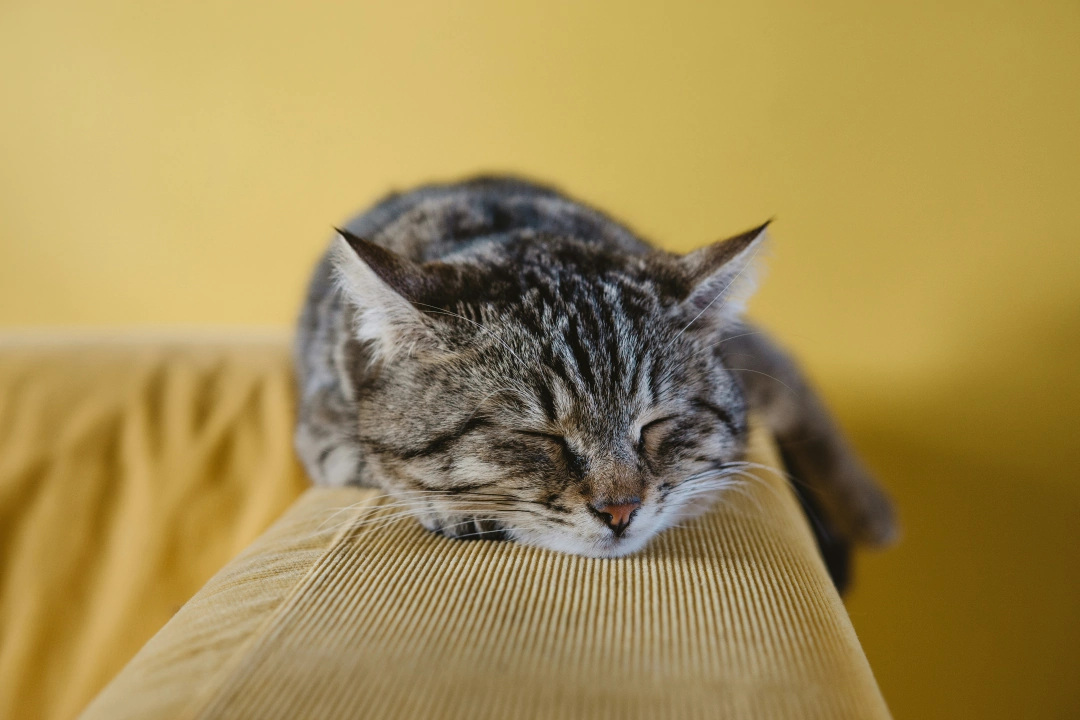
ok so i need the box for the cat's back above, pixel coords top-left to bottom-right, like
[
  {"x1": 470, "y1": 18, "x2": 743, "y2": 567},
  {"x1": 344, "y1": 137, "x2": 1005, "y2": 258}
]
[
  {"x1": 299, "y1": 176, "x2": 650, "y2": 357},
  {"x1": 340, "y1": 175, "x2": 649, "y2": 262}
]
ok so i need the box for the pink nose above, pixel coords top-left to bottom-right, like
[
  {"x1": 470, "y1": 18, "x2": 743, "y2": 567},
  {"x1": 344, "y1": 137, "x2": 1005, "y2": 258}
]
[{"x1": 590, "y1": 499, "x2": 641, "y2": 537}]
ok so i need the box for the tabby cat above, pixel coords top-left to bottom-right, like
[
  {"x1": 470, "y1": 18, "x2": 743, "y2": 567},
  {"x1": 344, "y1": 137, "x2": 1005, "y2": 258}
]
[{"x1": 294, "y1": 177, "x2": 896, "y2": 585}]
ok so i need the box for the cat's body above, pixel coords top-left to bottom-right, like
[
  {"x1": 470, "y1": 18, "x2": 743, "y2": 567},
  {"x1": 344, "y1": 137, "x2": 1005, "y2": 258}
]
[{"x1": 295, "y1": 177, "x2": 895, "y2": 576}]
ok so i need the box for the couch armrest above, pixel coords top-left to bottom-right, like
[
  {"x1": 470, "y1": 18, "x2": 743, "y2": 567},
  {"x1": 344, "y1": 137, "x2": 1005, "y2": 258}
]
[{"x1": 80, "y1": 426, "x2": 890, "y2": 720}]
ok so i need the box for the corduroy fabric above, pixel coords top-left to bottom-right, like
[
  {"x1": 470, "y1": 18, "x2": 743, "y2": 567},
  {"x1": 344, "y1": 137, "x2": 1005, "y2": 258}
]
[{"x1": 81, "y1": 429, "x2": 890, "y2": 719}]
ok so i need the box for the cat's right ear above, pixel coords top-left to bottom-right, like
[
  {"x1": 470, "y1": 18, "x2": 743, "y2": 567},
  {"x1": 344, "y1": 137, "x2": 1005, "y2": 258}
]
[
  {"x1": 674, "y1": 221, "x2": 770, "y2": 329},
  {"x1": 331, "y1": 229, "x2": 443, "y2": 359}
]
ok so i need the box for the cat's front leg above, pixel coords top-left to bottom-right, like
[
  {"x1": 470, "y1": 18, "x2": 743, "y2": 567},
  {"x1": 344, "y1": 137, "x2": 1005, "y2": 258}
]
[{"x1": 294, "y1": 385, "x2": 364, "y2": 487}]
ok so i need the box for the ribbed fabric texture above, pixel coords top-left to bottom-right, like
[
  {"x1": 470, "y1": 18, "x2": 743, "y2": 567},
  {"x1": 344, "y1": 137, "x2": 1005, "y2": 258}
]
[{"x1": 81, "y1": 429, "x2": 890, "y2": 720}]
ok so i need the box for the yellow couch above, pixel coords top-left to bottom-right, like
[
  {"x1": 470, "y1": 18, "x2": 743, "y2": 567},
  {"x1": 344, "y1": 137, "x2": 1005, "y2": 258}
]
[{"x1": 1, "y1": 337, "x2": 889, "y2": 719}]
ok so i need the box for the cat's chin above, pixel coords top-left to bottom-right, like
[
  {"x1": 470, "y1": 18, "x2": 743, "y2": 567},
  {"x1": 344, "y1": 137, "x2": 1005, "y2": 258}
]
[
  {"x1": 514, "y1": 528, "x2": 657, "y2": 559},
  {"x1": 414, "y1": 506, "x2": 670, "y2": 558},
  {"x1": 419, "y1": 517, "x2": 657, "y2": 558}
]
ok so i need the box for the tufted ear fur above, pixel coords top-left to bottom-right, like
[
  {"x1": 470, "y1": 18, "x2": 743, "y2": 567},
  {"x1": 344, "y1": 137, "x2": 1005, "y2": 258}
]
[
  {"x1": 332, "y1": 229, "x2": 444, "y2": 359},
  {"x1": 676, "y1": 221, "x2": 770, "y2": 330}
]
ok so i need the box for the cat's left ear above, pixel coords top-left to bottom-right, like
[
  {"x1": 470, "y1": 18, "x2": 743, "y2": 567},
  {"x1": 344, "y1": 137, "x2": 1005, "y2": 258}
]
[{"x1": 676, "y1": 220, "x2": 770, "y2": 328}]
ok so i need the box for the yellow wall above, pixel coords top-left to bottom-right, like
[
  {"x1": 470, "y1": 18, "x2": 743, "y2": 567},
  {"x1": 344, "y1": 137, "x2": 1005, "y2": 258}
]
[{"x1": 2, "y1": 1, "x2": 1078, "y2": 717}]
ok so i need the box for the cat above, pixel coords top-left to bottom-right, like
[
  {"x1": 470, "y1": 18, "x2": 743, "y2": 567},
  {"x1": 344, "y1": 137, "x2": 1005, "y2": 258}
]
[{"x1": 294, "y1": 176, "x2": 896, "y2": 584}]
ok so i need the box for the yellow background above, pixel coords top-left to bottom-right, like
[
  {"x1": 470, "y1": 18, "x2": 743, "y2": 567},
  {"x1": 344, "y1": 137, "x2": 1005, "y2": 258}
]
[{"x1": 2, "y1": 1, "x2": 1078, "y2": 717}]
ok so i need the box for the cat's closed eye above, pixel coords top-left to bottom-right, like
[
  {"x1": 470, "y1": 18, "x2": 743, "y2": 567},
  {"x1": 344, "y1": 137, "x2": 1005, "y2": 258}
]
[
  {"x1": 637, "y1": 416, "x2": 676, "y2": 455},
  {"x1": 515, "y1": 430, "x2": 586, "y2": 477}
]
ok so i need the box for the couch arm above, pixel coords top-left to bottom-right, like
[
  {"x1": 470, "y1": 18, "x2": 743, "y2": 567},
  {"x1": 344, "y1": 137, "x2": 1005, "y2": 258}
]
[{"x1": 79, "y1": 426, "x2": 890, "y2": 720}]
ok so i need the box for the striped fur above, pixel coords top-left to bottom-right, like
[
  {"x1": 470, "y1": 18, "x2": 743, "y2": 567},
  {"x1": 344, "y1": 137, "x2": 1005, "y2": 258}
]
[{"x1": 294, "y1": 177, "x2": 896, "y2": 559}]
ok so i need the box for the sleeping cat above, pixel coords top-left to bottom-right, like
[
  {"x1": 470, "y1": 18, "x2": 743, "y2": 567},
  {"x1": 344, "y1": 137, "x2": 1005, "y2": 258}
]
[{"x1": 294, "y1": 176, "x2": 896, "y2": 581}]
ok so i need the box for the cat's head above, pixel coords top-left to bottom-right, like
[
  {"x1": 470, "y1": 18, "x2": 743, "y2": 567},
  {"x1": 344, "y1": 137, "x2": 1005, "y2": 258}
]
[{"x1": 333, "y1": 223, "x2": 767, "y2": 558}]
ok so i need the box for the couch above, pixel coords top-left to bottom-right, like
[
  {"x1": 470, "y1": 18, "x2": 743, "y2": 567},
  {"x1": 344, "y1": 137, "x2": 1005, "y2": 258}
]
[{"x1": 0, "y1": 336, "x2": 889, "y2": 719}]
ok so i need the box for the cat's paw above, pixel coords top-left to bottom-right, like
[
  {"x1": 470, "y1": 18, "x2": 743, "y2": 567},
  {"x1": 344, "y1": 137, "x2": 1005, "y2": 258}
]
[{"x1": 838, "y1": 473, "x2": 901, "y2": 549}]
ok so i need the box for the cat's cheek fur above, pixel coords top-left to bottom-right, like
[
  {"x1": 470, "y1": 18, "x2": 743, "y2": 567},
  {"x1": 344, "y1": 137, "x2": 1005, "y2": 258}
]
[{"x1": 443, "y1": 456, "x2": 511, "y2": 486}]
